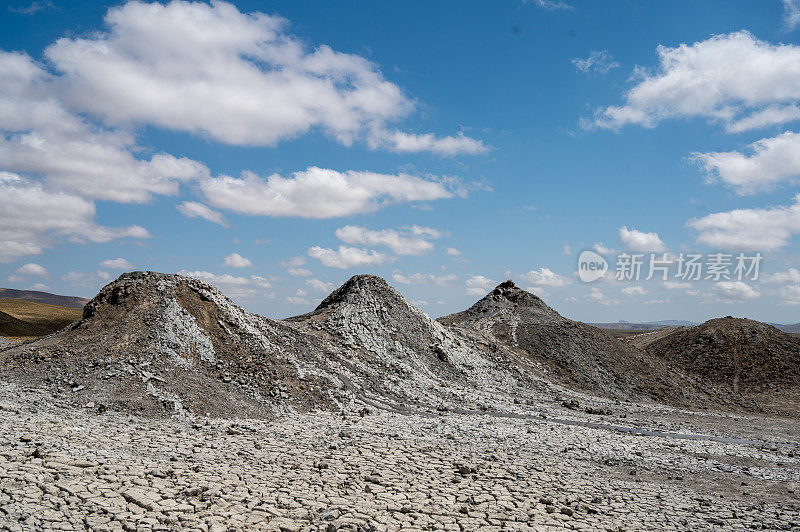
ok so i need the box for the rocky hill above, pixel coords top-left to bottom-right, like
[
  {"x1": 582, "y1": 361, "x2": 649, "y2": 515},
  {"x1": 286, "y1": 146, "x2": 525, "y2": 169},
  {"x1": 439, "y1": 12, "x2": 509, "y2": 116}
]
[
  {"x1": 0, "y1": 273, "x2": 510, "y2": 418},
  {"x1": 287, "y1": 275, "x2": 505, "y2": 410},
  {"x1": 438, "y1": 281, "x2": 738, "y2": 408},
  {"x1": 644, "y1": 317, "x2": 800, "y2": 394},
  {"x1": 0, "y1": 272, "x2": 344, "y2": 417},
  {"x1": 2, "y1": 273, "x2": 786, "y2": 418}
]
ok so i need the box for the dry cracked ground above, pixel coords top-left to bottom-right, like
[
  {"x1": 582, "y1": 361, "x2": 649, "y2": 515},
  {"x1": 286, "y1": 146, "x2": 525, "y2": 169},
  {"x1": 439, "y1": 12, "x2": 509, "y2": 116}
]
[{"x1": 1, "y1": 383, "x2": 799, "y2": 531}]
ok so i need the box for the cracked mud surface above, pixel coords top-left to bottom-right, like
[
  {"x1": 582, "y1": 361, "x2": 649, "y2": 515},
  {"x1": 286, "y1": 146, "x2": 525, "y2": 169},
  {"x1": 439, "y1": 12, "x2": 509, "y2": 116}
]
[{"x1": 1, "y1": 383, "x2": 798, "y2": 531}]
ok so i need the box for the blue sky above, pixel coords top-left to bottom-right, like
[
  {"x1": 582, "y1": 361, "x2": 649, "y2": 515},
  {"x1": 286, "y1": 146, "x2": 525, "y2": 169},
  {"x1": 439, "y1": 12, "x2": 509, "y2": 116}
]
[{"x1": 1, "y1": 0, "x2": 799, "y2": 323}]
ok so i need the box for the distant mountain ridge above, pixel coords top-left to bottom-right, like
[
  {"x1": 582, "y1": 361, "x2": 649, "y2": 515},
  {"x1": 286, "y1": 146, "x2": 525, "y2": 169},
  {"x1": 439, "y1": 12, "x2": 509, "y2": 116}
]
[
  {"x1": 0, "y1": 288, "x2": 89, "y2": 309},
  {"x1": 593, "y1": 320, "x2": 799, "y2": 334}
]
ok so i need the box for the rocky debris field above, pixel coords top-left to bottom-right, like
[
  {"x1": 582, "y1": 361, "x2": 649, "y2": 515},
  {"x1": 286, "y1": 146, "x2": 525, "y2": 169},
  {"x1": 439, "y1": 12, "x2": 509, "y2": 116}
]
[{"x1": 1, "y1": 383, "x2": 799, "y2": 531}]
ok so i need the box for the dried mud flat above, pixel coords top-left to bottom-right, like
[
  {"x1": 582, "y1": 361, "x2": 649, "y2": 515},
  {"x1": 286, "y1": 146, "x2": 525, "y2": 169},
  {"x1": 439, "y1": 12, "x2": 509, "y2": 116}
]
[{"x1": 1, "y1": 383, "x2": 799, "y2": 531}]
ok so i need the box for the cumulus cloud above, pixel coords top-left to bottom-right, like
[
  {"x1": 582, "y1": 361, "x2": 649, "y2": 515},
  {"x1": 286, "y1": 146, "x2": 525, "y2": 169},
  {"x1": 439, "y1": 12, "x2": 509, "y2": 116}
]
[
  {"x1": 222, "y1": 253, "x2": 253, "y2": 268},
  {"x1": 763, "y1": 268, "x2": 800, "y2": 284},
  {"x1": 16, "y1": 263, "x2": 48, "y2": 276},
  {"x1": 0, "y1": 172, "x2": 149, "y2": 262},
  {"x1": 280, "y1": 256, "x2": 312, "y2": 277},
  {"x1": 779, "y1": 284, "x2": 800, "y2": 305},
  {"x1": 0, "y1": 51, "x2": 209, "y2": 203},
  {"x1": 335, "y1": 225, "x2": 441, "y2": 255},
  {"x1": 715, "y1": 280, "x2": 760, "y2": 301},
  {"x1": 618, "y1": 226, "x2": 666, "y2": 252},
  {"x1": 176, "y1": 201, "x2": 229, "y2": 227},
  {"x1": 572, "y1": 50, "x2": 619, "y2": 77},
  {"x1": 465, "y1": 275, "x2": 496, "y2": 296},
  {"x1": 306, "y1": 278, "x2": 335, "y2": 293},
  {"x1": 446, "y1": 247, "x2": 461, "y2": 256},
  {"x1": 520, "y1": 267, "x2": 571, "y2": 288},
  {"x1": 62, "y1": 270, "x2": 113, "y2": 288},
  {"x1": 368, "y1": 130, "x2": 489, "y2": 156},
  {"x1": 392, "y1": 271, "x2": 457, "y2": 286},
  {"x1": 622, "y1": 285, "x2": 648, "y2": 295},
  {"x1": 591, "y1": 32, "x2": 800, "y2": 132},
  {"x1": 688, "y1": 194, "x2": 800, "y2": 251},
  {"x1": 592, "y1": 242, "x2": 614, "y2": 255},
  {"x1": 200, "y1": 167, "x2": 456, "y2": 219},
  {"x1": 100, "y1": 258, "x2": 134, "y2": 270},
  {"x1": 692, "y1": 131, "x2": 800, "y2": 194},
  {"x1": 44, "y1": 1, "x2": 484, "y2": 155},
  {"x1": 178, "y1": 269, "x2": 274, "y2": 300},
  {"x1": 307, "y1": 245, "x2": 389, "y2": 269},
  {"x1": 587, "y1": 287, "x2": 619, "y2": 306}
]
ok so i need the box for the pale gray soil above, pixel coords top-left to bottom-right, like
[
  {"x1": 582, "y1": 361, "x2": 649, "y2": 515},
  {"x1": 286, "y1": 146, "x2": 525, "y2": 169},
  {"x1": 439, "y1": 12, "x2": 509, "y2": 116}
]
[{"x1": 0, "y1": 383, "x2": 798, "y2": 531}]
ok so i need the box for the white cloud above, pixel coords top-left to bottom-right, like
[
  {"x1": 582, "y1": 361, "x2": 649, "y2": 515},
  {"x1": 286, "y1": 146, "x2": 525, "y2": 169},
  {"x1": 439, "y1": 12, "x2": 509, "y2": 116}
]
[
  {"x1": 307, "y1": 245, "x2": 388, "y2": 269},
  {"x1": 763, "y1": 268, "x2": 800, "y2": 283},
  {"x1": 306, "y1": 278, "x2": 335, "y2": 293},
  {"x1": 591, "y1": 31, "x2": 800, "y2": 132},
  {"x1": 618, "y1": 226, "x2": 666, "y2": 252},
  {"x1": 692, "y1": 131, "x2": 800, "y2": 194},
  {"x1": 280, "y1": 256, "x2": 311, "y2": 276},
  {"x1": 8, "y1": 1, "x2": 55, "y2": 15},
  {"x1": 335, "y1": 225, "x2": 441, "y2": 255},
  {"x1": 177, "y1": 201, "x2": 229, "y2": 227},
  {"x1": 16, "y1": 263, "x2": 48, "y2": 276},
  {"x1": 644, "y1": 298, "x2": 669, "y2": 305},
  {"x1": 622, "y1": 285, "x2": 648, "y2": 295},
  {"x1": 0, "y1": 172, "x2": 149, "y2": 262},
  {"x1": 285, "y1": 295, "x2": 310, "y2": 305},
  {"x1": 521, "y1": 267, "x2": 571, "y2": 287},
  {"x1": 222, "y1": 253, "x2": 253, "y2": 268},
  {"x1": 662, "y1": 280, "x2": 692, "y2": 290},
  {"x1": 784, "y1": 0, "x2": 800, "y2": 30},
  {"x1": 44, "y1": 1, "x2": 483, "y2": 155},
  {"x1": 446, "y1": 247, "x2": 462, "y2": 256},
  {"x1": 0, "y1": 51, "x2": 209, "y2": 203},
  {"x1": 200, "y1": 167, "x2": 456, "y2": 218},
  {"x1": 587, "y1": 287, "x2": 619, "y2": 306},
  {"x1": 529, "y1": 0, "x2": 573, "y2": 10},
  {"x1": 572, "y1": 50, "x2": 619, "y2": 77},
  {"x1": 62, "y1": 270, "x2": 113, "y2": 288},
  {"x1": 592, "y1": 242, "x2": 614, "y2": 255},
  {"x1": 715, "y1": 280, "x2": 760, "y2": 300},
  {"x1": 392, "y1": 271, "x2": 457, "y2": 286},
  {"x1": 725, "y1": 105, "x2": 800, "y2": 133},
  {"x1": 465, "y1": 275, "x2": 496, "y2": 296},
  {"x1": 100, "y1": 258, "x2": 134, "y2": 270},
  {"x1": 562, "y1": 243, "x2": 572, "y2": 255},
  {"x1": 28, "y1": 282, "x2": 51, "y2": 291},
  {"x1": 688, "y1": 194, "x2": 800, "y2": 251},
  {"x1": 779, "y1": 284, "x2": 800, "y2": 305},
  {"x1": 367, "y1": 130, "x2": 489, "y2": 156},
  {"x1": 177, "y1": 269, "x2": 274, "y2": 300}
]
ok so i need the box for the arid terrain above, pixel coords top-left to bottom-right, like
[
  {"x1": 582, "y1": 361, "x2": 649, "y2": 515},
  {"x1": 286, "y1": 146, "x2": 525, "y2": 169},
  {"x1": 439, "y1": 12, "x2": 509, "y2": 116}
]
[{"x1": 1, "y1": 272, "x2": 799, "y2": 531}]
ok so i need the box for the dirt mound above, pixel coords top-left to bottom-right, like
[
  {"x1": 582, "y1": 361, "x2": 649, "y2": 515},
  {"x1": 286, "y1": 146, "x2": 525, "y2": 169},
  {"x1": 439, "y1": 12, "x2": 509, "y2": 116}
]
[
  {"x1": 288, "y1": 275, "x2": 501, "y2": 408},
  {"x1": 439, "y1": 281, "x2": 739, "y2": 407},
  {"x1": 0, "y1": 272, "x2": 342, "y2": 417},
  {"x1": 645, "y1": 317, "x2": 800, "y2": 394},
  {"x1": 0, "y1": 310, "x2": 46, "y2": 337}
]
